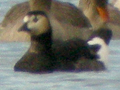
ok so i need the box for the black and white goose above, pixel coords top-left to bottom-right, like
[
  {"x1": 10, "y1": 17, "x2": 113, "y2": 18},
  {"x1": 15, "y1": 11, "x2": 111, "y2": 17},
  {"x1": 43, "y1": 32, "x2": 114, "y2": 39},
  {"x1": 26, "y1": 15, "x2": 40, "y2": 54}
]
[
  {"x1": 14, "y1": 11, "x2": 112, "y2": 73},
  {"x1": 14, "y1": 11, "x2": 56, "y2": 73}
]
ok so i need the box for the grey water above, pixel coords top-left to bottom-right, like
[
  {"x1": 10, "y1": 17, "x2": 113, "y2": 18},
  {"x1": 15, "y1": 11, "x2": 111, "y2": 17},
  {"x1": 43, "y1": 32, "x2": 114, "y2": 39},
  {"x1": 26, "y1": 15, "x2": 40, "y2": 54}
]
[
  {"x1": 0, "y1": 0, "x2": 120, "y2": 90},
  {"x1": 0, "y1": 41, "x2": 120, "y2": 90}
]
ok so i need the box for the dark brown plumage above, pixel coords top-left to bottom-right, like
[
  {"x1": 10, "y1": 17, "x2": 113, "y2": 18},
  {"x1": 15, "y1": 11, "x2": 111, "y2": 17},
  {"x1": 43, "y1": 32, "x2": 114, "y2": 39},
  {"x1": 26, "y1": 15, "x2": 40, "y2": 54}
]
[
  {"x1": 14, "y1": 11, "x2": 113, "y2": 73},
  {"x1": 14, "y1": 11, "x2": 56, "y2": 73}
]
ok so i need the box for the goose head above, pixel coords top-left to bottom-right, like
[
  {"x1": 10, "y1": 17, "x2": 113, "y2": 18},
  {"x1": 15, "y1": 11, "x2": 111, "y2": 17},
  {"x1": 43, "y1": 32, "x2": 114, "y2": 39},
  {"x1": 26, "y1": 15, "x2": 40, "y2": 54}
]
[{"x1": 19, "y1": 11, "x2": 51, "y2": 36}]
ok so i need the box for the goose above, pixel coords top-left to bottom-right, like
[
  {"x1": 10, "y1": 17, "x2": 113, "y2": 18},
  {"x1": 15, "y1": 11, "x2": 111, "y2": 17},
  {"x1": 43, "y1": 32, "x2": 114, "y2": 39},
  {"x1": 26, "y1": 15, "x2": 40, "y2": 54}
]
[
  {"x1": 14, "y1": 11, "x2": 112, "y2": 73},
  {"x1": 29, "y1": 0, "x2": 92, "y2": 41},
  {"x1": 14, "y1": 11, "x2": 56, "y2": 73},
  {"x1": 78, "y1": 0, "x2": 109, "y2": 29},
  {"x1": 0, "y1": 0, "x2": 92, "y2": 42}
]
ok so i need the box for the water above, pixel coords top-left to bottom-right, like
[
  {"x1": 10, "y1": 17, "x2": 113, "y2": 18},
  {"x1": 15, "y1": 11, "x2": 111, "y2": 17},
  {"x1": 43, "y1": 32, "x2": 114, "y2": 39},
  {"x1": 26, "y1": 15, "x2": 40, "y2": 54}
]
[
  {"x1": 0, "y1": 41, "x2": 120, "y2": 90},
  {"x1": 0, "y1": 0, "x2": 120, "y2": 90}
]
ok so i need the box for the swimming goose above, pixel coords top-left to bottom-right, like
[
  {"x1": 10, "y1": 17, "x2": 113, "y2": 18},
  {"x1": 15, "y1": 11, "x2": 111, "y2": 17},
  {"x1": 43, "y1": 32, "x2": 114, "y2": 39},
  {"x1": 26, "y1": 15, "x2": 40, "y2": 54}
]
[
  {"x1": 14, "y1": 11, "x2": 112, "y2": 73},
  {"x1": 14, "y1": 11, "x2": 56, "y2": 73}
]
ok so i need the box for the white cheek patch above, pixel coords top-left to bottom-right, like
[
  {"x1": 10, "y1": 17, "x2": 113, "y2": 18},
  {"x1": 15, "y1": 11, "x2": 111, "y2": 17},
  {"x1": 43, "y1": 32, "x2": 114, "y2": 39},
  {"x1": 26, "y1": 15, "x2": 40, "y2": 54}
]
[
  {"x1": 23, "y1": 16, "x2": 29, "y2": 23},
  {"x1": 87, "y1": 37, "x2": 109, "y2": 67}
]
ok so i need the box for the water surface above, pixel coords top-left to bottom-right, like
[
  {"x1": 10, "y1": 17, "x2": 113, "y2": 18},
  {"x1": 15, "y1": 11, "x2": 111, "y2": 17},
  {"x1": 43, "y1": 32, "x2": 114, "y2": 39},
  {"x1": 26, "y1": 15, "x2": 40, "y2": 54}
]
[
  {"x1": 0, "y1": 41, "x2": 120, "y2": 90},
  {"x1": 0, "y1": 0, "x2": 119, "y2": 90}
]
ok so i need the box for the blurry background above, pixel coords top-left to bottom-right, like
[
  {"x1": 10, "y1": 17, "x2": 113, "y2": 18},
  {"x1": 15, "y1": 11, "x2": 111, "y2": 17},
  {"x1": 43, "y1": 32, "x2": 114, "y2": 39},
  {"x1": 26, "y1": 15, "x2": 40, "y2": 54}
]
[{"x1": 0, "y1": 0, "x2": 119, "y2": 22}]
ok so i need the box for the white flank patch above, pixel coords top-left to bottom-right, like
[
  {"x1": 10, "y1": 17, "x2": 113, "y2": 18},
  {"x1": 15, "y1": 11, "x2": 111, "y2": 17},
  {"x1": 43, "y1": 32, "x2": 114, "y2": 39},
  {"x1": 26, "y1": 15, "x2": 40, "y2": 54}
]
[
  {"x1": 23, "y1": 16, "x2": 29, "y2": 23},
  {"x1": 87, "y1": 37, "x2": 109, "y2": 67}
]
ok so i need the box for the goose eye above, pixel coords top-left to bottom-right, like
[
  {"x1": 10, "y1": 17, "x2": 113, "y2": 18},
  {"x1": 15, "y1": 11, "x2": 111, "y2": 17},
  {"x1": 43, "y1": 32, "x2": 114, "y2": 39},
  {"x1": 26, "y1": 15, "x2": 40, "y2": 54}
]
[{"x1": 33, "y1": 17, "x2": 38, "y2": 22}]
